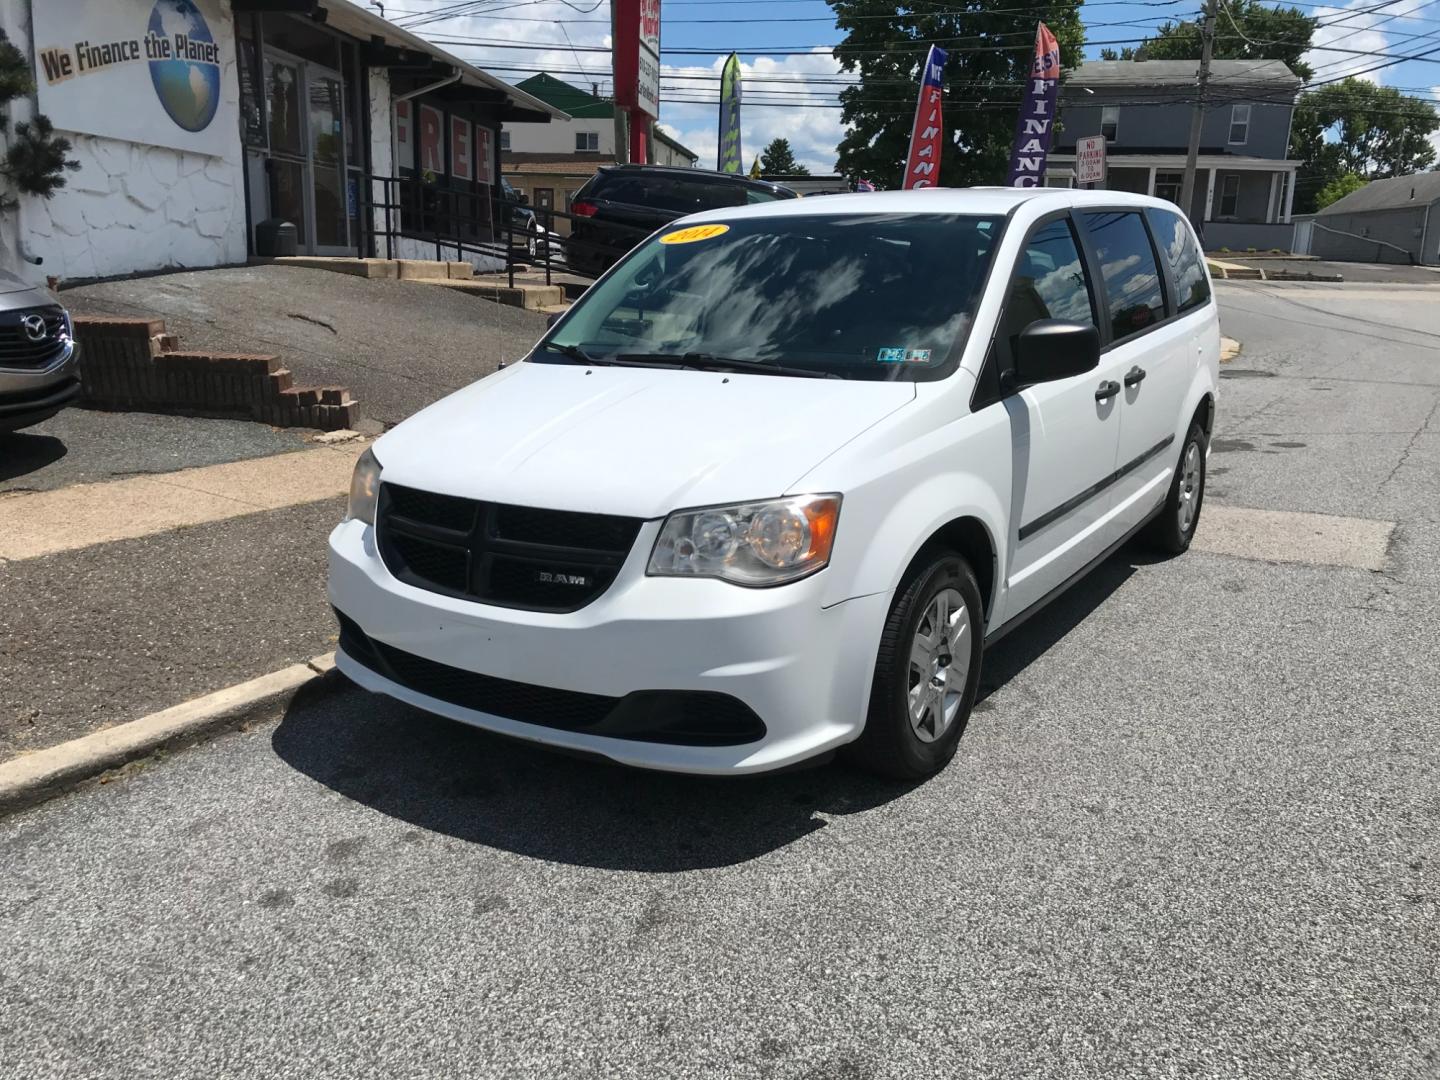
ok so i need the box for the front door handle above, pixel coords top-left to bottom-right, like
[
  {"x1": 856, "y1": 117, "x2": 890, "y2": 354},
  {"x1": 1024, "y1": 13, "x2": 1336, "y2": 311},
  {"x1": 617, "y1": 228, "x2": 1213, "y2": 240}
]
[
  {"x1": 1124, "y1": 366, "x2": 1148, "y2": 388},
  {"x1": 1095, "y1": 380, "x2": 1120, "y2": 402}
]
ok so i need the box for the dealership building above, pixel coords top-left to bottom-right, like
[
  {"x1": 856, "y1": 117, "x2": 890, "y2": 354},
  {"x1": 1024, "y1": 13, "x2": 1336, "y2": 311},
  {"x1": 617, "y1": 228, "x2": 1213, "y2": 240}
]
[{"x1": 0, "y1": 0, "x2": 566, "y2": 286}]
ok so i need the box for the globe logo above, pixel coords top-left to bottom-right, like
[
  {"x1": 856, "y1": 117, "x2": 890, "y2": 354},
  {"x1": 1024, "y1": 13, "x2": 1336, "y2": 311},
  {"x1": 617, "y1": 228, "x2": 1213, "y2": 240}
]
[{"x1": 147, "y1": 0, "x2": 221, "y2": 133}]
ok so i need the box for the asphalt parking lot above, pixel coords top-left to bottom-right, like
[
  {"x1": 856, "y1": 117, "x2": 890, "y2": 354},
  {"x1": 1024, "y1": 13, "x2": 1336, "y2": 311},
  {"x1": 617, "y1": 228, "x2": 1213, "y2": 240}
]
[
  {"x1": 2, "y1": 281, "x2": 1438, "y2": 1079},
  {"x1": 63, "y1": 264, "x2": 549, "y2": 427}
]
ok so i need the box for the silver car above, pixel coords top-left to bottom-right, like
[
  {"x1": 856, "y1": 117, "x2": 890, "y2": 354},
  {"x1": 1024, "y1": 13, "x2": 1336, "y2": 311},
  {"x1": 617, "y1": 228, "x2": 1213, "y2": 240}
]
[{"x1": 0, "y1": 272, "x2": 79, "y2": 434}]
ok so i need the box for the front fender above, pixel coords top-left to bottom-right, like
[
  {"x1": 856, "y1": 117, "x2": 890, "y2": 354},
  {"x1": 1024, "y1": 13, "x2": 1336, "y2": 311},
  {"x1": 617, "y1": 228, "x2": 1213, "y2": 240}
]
[
  {"x1": 806, "y1": 387, "x2": 1014, "y2": 622},
  {"x1": 827, "y1": 471, "x2": 1008, "y2": 617}
]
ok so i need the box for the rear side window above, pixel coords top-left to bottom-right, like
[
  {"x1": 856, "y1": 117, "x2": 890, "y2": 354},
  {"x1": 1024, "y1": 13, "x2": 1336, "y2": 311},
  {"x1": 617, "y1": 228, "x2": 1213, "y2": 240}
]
[
  {"x1": 1148, "y1": 208, "x2": 1211, "y2": 314},
  {"x1": 1081, "y1": 211, "x2": 1166, "y2": 342}
]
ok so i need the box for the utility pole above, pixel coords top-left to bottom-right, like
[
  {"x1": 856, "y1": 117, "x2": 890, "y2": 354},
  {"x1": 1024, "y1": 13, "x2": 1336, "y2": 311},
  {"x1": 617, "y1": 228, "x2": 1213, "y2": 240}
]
[
  {"x1": 611, "y1": 1, "x2": 629, "y2": 163},
  {"x1": 1179, "y1": 0, "x2": 1216, "y2": 224}
]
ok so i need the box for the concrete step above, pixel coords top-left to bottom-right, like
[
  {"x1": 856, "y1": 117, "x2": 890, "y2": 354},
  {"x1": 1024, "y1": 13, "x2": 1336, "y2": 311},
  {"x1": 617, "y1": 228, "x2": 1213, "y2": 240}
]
[
  {"x1": 1206, "y1": 259, "x2": 1265, "y2": 281},
  {"x1": 415, "y1": 279, "x2": 565, "y2": 311},
  {"x1": 249, "y1": 256, "x2": 474, "y2": 281}
]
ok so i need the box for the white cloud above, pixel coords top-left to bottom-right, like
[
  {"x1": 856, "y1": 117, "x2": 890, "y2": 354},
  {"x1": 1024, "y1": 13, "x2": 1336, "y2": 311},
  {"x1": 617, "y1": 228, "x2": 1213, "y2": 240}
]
[
  {"x1": 398, "y1": 4, "x2": 848, "y2": 173},
  {"x1": 1302, "y1": 0, "x2": 1434, "y2": 83},
  {"x1": 658, "y1": 51, "x2": 847, "y2": 174},
  {"x1": 1430, "y1": 86, "x2": 1440, "y2": 159}
]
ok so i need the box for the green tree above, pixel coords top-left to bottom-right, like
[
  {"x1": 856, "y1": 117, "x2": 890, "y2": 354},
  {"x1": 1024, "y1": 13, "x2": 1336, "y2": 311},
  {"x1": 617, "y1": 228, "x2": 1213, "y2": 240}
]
[
  {"x1": 1290, "y1": 78, "x2": 1439, "y2": 213},
  {"x1": 759, "y1": 137, "x2": 809, "y2": 176},
  {"x1": 829, "y1": 0, "x2": 1085, "y2": 189},
  {"x1": 1118, "y1": 0, "x2": 1317, "y2": 80},
  {"x1": 0, "y1": 30, "x2": 78, "y2": 207},
  {"x1": 1314, "y1": 172, "x2": 1367, "y2": 209}
]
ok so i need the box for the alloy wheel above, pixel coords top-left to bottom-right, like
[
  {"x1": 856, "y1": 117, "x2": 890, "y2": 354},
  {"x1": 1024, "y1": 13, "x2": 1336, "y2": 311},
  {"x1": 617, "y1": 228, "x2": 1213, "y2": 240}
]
[
  {"x1": 907, "y1": 587, "x2": 970, "y2": 743},
  {"x1": 1177, "y1": 440, "x2": 1202, "y2": 535}
]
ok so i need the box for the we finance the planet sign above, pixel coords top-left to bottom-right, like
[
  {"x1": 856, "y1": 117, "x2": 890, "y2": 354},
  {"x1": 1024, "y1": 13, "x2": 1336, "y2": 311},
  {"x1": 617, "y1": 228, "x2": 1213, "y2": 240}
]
[{"x1": 34, "y1": 0, "x2": 233, "y2": 158}]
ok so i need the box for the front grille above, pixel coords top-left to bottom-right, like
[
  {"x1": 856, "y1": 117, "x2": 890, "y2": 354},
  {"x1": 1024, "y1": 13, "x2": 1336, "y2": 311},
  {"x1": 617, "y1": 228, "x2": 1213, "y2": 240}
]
[
  {"x1": 335, "y1": 609, "x2": 766, "y2": 746},
  {"x1": 0, "y1": 306, "x2": 68, "y2": 371},
  {"x1": 377, "y1": 482, "x2": 644, "y2": 612}
]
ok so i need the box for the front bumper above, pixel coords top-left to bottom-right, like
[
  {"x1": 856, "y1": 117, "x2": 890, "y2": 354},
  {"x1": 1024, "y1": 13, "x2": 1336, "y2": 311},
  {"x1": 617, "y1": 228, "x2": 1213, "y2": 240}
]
[
  {"x1": 0, "y1": 340, "x2": 80, "y2": 433},
  {"x1": 327, "y1": 517, "x2": 889, "y2": 774}
]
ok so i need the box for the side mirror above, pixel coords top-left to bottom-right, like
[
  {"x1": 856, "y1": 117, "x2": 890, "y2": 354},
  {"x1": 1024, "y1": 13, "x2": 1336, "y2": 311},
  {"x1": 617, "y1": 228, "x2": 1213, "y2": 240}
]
[{"x1": 1013, "y1": 319, "x2": 1100, "y2": 387}]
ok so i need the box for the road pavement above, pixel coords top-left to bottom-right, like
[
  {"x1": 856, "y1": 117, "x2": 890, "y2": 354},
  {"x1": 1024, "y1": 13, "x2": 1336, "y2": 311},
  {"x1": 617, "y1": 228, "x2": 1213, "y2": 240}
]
[
  {"x1": 0, "y1": 409, "x2": 310, "y2": 494},
  {"x1": 2, "y1": 282, "x2": 1438, "y2": 1079},
  {"x1": 0, "y1": 418, "x2": 364, "y2": 754}
]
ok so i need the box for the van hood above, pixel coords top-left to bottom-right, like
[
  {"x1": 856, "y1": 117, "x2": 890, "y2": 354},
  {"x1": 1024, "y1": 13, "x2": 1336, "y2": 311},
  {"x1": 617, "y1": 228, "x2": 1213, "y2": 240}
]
[{"x1": 375, "y1": 361, "x2": 915, "y2": 519}]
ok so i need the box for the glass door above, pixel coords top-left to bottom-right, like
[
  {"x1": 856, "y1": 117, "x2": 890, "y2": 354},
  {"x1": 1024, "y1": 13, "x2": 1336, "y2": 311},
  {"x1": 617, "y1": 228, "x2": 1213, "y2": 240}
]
[
  {"x1": 263, "y1": 53, "x2": 308, "y2": 246},
  {"x1": 307, "y1": 67, "x2": 349, "y2": 252},
  {"x1": 262, "y1": 48, "x2": 350, "y2": 254}
]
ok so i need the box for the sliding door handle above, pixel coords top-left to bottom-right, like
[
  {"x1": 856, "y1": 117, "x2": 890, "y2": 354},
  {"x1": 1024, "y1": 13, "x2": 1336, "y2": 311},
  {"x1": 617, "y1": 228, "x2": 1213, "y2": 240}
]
[
  {"x1": 1095, "y1": 380, "x2": 1120, "y2": 402},
  {"x1": 1124, "y1": 366, "x2": 1148, "y2": 388}
]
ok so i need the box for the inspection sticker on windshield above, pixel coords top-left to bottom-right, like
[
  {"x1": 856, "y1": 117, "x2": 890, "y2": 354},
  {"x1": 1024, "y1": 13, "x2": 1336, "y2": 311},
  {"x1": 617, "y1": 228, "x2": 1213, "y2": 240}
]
[
  {"x1": 877, "y1": 347, "x2": 932, "y2": 364},
  {"x1": 660, "y1": 224, "x2": 731, "y2": 245}
]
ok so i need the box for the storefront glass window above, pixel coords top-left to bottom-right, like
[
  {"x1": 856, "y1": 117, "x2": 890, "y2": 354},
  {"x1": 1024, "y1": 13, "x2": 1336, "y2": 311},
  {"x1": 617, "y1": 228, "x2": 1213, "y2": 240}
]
[
  {"x1": 265, "y1": 56, "x2": 303, "y2": 158},
  {"x1": 263, "y1": 14, "x2": 338, "y2": 69}
]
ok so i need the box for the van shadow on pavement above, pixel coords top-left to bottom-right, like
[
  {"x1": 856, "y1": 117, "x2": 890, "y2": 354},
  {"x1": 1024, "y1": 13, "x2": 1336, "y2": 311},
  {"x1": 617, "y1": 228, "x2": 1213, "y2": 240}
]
[{"x1": 272, "y1": 544, "x2": 1152, "y2": 873}]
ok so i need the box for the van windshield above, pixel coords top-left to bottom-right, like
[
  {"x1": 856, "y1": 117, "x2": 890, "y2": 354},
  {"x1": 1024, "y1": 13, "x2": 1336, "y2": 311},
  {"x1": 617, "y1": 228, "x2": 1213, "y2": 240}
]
[{"x1": 537, "y1": 213, "x2": 1003, "y2": 382}]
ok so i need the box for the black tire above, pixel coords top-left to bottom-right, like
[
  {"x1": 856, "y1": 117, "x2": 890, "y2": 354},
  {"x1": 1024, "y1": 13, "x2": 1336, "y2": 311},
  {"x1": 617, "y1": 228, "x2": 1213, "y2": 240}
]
[
  {"x1": 1144, "y1": 421, "x2": 1208, "y2": 555},
  {"x1": 845, "y1": 551, "x2": 985, "y2": 781}
]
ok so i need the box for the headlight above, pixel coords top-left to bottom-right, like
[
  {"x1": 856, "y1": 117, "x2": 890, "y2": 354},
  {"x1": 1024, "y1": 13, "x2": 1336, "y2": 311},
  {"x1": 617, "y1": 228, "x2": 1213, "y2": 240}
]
[
  {"x1": 347, "y1": 447, "x2": 382, "y2": 525},
  {"x1": 648, "y1": 494, "x2": 841, "y2": 586}
]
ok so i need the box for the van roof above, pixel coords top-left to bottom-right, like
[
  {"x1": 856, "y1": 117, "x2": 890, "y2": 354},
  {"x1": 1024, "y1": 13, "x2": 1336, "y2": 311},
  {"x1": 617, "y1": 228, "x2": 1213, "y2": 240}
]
[{"x1": 681, "y1": 186, "x2": 1175, "y2": 222}]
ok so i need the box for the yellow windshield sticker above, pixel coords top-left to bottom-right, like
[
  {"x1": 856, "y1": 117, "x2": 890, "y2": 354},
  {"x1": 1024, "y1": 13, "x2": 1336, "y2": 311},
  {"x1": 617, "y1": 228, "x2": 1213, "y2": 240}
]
[{"x1": 660, "y1": 224, "x2": 731, "y2": 245}]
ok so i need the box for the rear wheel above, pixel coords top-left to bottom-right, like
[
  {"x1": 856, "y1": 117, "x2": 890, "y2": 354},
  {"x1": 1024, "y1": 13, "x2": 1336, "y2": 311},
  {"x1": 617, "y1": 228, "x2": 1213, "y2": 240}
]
[
  {"x1": 845, "y1": 551, "x2": 984, "y2": 780},
  {"x1": 1144, "y1": 421, "x2": 1207, "y2": 555}
]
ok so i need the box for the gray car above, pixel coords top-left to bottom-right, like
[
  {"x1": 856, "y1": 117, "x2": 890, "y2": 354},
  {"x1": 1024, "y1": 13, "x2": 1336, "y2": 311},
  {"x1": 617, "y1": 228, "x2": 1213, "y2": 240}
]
[{"x1": 0, "y1": 271, "x2": 79, "y2": 434}]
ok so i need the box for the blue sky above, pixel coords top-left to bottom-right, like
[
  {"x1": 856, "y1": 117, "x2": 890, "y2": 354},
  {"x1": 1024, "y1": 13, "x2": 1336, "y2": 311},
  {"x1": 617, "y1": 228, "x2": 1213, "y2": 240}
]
[{"x1": 390, "y1": 0, "x2": 1440, "y2": 173}]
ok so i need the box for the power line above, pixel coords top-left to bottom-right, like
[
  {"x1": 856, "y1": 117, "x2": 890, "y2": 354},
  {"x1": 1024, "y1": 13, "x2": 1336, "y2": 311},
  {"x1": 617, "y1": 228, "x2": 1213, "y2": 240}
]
[{"x1": 429, "y1": 34, "x2": 1158, "y2": 54}]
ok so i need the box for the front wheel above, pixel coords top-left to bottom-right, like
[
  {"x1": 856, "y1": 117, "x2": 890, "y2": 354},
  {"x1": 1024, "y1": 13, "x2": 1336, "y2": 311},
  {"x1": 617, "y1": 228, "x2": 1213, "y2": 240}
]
[
  {"x1": 1144, "y1": 421, "x2": 1208, "y2": 555},
  {"x1": 845, "y1": 551, "x2": 985, "y2": 780}
]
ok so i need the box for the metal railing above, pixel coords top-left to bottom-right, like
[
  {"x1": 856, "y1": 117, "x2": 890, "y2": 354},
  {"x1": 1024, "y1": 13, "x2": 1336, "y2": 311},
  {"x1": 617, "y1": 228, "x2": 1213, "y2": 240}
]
[{"x1": 355, "y1": 173, "x2": 656, "y2": 290}]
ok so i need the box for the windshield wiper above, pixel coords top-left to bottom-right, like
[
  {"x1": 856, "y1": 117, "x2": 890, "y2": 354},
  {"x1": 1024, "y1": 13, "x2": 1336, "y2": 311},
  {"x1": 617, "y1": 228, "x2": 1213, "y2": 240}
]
[
  {"x1": 547, "y1": 343, "x2": 618, "y2": 366},
  {"x1": 612, "y1": 352, "x2": 841, "y2": 379}
]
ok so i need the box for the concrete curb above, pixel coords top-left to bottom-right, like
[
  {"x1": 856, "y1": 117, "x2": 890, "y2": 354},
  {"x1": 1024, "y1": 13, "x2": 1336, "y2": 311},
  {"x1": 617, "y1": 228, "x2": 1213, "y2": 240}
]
[
  {"x1": 0, "y1": 653, "x2": 339, "y2": 816},
  {"x1": 1220, "y1": 336, "x2": 1241, "y2": 362}
]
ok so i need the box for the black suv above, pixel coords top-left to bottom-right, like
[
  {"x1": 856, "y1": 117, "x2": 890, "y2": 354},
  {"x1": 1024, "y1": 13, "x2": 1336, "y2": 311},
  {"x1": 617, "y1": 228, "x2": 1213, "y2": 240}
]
[{"x1": 566, "y1": 165, "x2": 796, "y2": 277}]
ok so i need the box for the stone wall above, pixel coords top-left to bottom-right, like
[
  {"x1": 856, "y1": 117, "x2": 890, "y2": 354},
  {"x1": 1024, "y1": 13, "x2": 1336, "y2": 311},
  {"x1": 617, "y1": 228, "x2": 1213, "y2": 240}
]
[{"x1": 0, "y1": 0, "x2": 248, "y2": 286}]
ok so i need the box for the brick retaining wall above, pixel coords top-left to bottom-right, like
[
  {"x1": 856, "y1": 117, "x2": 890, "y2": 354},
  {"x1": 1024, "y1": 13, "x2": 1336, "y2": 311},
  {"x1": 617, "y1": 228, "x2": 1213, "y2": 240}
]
[{"x1": 73, "y1": 316, "x2": 356, "y2": 431}]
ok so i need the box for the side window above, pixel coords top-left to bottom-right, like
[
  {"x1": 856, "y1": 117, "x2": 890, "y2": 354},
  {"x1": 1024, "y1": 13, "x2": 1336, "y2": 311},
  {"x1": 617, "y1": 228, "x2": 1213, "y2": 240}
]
[
  {"x1": 975, "y1": 216, "x2": 1097, "y2": 407},
  {"x1": 1000, "y1": 217, "x2": 1096, "y2": 342},
  {"x1": 1148, "y1": 208, "x2": 1211, "y2": 314},
  {"x1": 1101, "y1": 106, "x2": 1119, "y2": 142},
  {"x1": 1229, "y1": 104, "x2": 1250, "y2": 145},
  {"x1": 1080, "y1": 211, "x2": 1166, "y2": 342}
]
